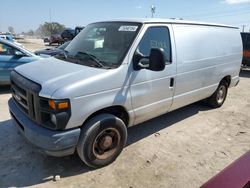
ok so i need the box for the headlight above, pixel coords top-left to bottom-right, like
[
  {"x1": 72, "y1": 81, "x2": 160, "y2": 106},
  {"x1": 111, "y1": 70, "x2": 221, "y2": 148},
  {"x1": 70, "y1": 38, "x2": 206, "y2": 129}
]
[
  {"x1": 50, "y1": 114, "x2": 57, "y2": 125},
  {"x1": 48, "y1": 99, "x2": 71, "y2": 127},
  {"x1": 39, "y1": 97, "x2": 71, "y2": 130}
]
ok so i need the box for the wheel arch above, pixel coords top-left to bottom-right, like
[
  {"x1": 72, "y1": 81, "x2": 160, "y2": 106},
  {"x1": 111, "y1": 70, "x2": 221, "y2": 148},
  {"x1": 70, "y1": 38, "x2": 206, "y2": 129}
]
[
  {"x1": 221, "y1": 75, "x2": 231, "y2": 86},
  {"x1": 82, "y1": 105, "x2": 130, "y2": 128}
]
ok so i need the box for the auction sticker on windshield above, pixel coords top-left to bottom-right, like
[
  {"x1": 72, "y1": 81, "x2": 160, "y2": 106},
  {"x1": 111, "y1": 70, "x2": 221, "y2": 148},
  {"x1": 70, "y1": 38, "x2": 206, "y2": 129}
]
[{"x1": 119, "y1": 26, "x2": 138, "y2": 32}]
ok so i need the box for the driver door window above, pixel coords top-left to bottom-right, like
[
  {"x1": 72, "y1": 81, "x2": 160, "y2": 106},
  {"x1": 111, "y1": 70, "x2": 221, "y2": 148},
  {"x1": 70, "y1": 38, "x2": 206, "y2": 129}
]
[{"x1": 136, "y1": 26, "x2": 171, "y2": 65}]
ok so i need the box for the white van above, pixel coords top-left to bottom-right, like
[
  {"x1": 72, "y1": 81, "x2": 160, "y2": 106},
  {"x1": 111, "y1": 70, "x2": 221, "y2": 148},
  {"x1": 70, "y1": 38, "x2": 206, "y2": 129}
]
[{"x1": 9, "y1": 19, "x2": 242, "y2": 168}]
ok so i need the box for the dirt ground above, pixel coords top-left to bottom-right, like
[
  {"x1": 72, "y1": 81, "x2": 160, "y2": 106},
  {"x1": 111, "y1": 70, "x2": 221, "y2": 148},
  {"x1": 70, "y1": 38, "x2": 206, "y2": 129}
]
[
  {"x1": 17, "y1": 38, "x2": 47, "y2": 52},
  {"x1": 0, "y1": 39, "x2": 250, "y2": 188}
]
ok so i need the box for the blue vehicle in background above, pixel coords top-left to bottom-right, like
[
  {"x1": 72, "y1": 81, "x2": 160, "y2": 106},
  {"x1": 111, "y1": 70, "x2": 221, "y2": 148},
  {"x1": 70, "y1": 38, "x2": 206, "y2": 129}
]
[
  {"x1": 0, "y1": 38, "x2": 42, "y2": 85},
  {"x1": 0, "y1": 34, "x2": 24, "y2": 48}
]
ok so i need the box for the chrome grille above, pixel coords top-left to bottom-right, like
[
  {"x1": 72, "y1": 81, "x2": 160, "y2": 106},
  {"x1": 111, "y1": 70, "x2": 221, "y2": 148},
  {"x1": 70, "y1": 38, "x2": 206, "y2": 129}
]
[
  {"x1": 11, "y1": 81, "x2": 29, "y2": 114},
  {"x1": 10, "y1": 71, "x2": 41, "y2": 121}
]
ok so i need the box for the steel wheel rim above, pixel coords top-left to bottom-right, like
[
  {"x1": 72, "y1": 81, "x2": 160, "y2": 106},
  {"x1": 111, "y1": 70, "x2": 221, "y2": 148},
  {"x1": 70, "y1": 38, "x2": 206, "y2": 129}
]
[
  {"x1": 217, "y1": 85, "x2": 226, "y2": 104},
  {"x1": 92, "y1": 128, "x2": 121, "y2": 160}
]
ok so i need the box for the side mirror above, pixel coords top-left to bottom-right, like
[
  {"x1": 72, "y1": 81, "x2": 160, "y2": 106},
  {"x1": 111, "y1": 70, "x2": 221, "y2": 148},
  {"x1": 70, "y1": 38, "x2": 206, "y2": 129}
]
[
  {"x1": 133, "y1": 48, "x2": 165, "y2": 71},
  {"x1": 148, "y1": 48, "x2": 165, "y2": 71},
  {"x1": 14, "y1": 50, "x2": 25, "y2": 57}
]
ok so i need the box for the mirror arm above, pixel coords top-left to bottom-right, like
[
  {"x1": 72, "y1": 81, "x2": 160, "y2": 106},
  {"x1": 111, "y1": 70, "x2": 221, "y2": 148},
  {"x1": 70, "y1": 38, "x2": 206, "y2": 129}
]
[{"x1": 138, "y1": 62, "x2": 149, "y2": 69}]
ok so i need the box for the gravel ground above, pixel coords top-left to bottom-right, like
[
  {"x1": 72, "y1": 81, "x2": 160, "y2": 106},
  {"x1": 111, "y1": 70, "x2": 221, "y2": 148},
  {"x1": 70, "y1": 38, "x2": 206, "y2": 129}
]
[
  {"x1": 0, "y1": 39, "x2": 249, "y2": 188},
  {"x1": 17, "y1": 38, "x2": 47, "y2": 52}
]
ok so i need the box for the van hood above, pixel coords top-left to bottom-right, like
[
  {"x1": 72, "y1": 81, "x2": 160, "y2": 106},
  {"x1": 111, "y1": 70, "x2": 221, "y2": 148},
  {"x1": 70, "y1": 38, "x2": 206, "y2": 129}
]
[{"x1": 15, "y1": 57, "x2": 110, "y2": 98}]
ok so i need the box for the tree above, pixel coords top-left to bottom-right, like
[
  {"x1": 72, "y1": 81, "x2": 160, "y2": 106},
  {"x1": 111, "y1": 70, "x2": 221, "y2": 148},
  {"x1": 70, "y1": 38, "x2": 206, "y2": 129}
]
[
  {"x1": 8, "y1": 26, "x2": 15, "y2": 34},
  {"x1": 36, "y1": 22, "x2": 65, "y2": 37},
  {"x1": 27, "y1": 30, "x2": 34, "y2": 36}
]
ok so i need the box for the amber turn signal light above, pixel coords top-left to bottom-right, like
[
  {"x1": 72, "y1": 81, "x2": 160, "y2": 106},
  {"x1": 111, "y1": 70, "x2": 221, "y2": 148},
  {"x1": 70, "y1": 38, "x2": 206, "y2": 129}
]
[
  {"x1": 49, "y1": 100, "x2": 56, "y2": 110},
  {"x1": 58, "y1": 102, "x2": 69, "y2": 109},
  {"x1": 49, "y1": 100, "x2": 69, "y2": 110}
]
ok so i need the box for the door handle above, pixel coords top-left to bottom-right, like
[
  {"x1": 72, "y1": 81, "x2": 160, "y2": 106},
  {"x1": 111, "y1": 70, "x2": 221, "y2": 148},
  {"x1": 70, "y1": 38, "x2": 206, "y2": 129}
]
[{"x1": 170, "y1": 78, "x2": 174, "y2": 88}]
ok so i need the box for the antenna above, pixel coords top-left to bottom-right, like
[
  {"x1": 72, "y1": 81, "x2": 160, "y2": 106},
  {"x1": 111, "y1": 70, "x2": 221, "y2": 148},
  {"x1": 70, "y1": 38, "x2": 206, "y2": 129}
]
[{"x1": 151, "y1": 5, "x2": 156, "y2": 18}]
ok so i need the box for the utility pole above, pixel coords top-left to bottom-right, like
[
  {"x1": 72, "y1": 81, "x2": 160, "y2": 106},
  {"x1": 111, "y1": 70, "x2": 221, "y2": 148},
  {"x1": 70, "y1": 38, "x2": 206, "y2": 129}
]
[
  {"x1": 242, "y1": 25, "x2": 245, "y2": 32},
  {"x1": 49, "y1": 8, "x2": 51, "y2": 23},
  {"x1": 151, "y1": 5, "x2": 156, "y2": 18},
  {"x1": 49, "y1": 8, "x2": 52, "y2": 35}
]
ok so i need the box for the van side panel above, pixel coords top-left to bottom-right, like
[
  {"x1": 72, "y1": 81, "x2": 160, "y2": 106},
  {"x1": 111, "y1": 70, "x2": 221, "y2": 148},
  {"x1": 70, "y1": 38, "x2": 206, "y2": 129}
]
[{"x1": 171, "y1": 24, "x2": 242, "y2": 111}]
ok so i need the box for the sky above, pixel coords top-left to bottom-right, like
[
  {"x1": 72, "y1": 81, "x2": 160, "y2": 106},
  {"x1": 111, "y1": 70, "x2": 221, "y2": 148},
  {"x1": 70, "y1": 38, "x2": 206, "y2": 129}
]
[{"x1": 0, "y1": 0, "x2": 250, "y2": 33}]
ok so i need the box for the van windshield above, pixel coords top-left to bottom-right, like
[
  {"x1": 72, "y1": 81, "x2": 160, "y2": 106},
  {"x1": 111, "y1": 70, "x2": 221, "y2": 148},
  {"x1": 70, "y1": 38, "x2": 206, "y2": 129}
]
[{"x1": 56, "y1": 22, "x2": 142, "y2": 69}]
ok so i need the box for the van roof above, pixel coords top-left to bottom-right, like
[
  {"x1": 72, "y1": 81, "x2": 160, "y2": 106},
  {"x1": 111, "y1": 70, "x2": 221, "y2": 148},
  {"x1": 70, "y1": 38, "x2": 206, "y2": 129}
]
[{"x1": 95, "y1": 18, "x2": 238, "y2": 29}]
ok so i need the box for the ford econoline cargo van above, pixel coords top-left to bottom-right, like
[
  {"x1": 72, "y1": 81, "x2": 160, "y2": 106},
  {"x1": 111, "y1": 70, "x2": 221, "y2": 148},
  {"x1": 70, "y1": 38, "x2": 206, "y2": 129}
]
[{"x1": 8, "y1": 19, "x2": 242, "y2": 168}]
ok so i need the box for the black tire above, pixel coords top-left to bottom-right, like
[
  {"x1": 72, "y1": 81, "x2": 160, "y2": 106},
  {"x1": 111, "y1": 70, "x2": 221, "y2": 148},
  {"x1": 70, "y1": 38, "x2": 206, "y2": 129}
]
[
  {"x1": 207, "y1": 80, "x2": 228, "y2": 108},
  {"x1": 77, "y1": 113, "x2": 127, "y2": 168}
]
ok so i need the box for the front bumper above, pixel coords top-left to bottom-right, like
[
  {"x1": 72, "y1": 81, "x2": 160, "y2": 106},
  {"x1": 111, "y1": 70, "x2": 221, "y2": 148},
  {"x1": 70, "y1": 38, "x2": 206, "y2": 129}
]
[{"x1": 8, "y1": 98, "x2": 81, "y2": 157}]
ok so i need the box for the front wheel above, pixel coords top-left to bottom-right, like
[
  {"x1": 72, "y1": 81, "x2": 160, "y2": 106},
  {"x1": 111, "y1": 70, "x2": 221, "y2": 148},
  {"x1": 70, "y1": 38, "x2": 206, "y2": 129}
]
[
  {"x1": 207, "y1": 80, "x2": 228, "y2": 108},
  {"x1": 77, "y1": 113, "x2": 127, "y2": 168}
]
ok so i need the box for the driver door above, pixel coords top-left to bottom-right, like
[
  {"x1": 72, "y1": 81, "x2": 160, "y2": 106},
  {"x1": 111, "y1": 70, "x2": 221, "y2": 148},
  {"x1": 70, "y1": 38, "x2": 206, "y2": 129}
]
[{"x1": 129, "y1": 24, "x2": 177, "y2": 125}]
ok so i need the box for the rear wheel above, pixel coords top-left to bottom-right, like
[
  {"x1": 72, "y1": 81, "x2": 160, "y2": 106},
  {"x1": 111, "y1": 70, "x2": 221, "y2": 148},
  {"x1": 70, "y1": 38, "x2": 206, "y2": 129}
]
[
  {"x1": 77, "y1": 113, "x2": 127, "y2": 168},
  {"x1": 207, "y1": 80, "x2": 228, "y2": 108}
]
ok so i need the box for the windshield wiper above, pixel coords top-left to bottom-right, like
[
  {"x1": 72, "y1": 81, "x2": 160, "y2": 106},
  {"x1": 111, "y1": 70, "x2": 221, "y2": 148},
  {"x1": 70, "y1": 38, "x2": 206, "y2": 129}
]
[
  {"x1": 55, "y1": 49, "x2": 69, "y2": 60},
  {"x1": 75, "y1": 51, "x2": 104, "y2": 68}
]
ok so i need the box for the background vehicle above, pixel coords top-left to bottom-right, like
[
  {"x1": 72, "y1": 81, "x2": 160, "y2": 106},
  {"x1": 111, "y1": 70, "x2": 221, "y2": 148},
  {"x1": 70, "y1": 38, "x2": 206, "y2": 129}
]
[
  {"x1": 0, "y1": 38, "x2": 41, "y2": 85},
  {"x1": 35, "y1": 41, "x2": 70, "y2": 56},
  {"x1": 201, "y1": 150, "x2": 250, "y2": 188},
  {"x1": 74, "y1": 26, "x2": 84, "y2": 35},
  {"x1": 44, "y1": 27, "x2": 84, "y2": 46},
  {"x1": 43, "y1": 37, "x2": 50, "y2": 43},
  {"x1": 8, "y1": 19, "x2": 242, "y2": 168},
  {"x1": 61, "y1": 27, "x2": 84, "y2": 41},
  {"x1": 61, "y1": 28, "x2": 75, "y2": 41},
  {"x1": 241, "y1": 32, "x2": 250, "y2": 67},
  {"x1": 0, "y1": 34, "x2": 24, "y2": 48},
  {"x1": 44, "y1": 34, "x2": 64, "y2": 45},
  {"x1": 0, "y1": 34, "x2": 14, "y2": 41}
]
